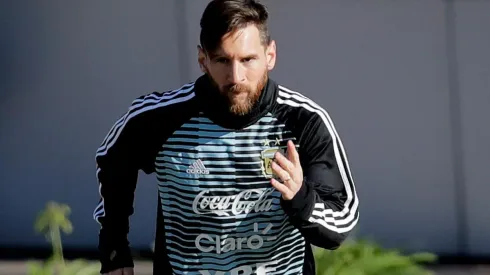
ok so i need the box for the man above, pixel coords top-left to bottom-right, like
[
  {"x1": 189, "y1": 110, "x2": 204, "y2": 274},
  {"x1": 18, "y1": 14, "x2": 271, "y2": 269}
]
[{"x1": 92, "y1": 0, "x2": 359, "y2": 274}]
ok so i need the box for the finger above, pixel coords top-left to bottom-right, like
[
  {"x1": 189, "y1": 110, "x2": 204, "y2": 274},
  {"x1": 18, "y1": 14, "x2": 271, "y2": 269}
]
[
  {"x1": 271, "y1": 178, "x2": 293, "y2": 199},
  {"x1": 274, "y1": 151, "x2": 294, "y2": 173},
  {"x1": 287, "y1": 140, "x2": 300, "y2": 165},
  {"x1": 271, "y1": 161, "x2": 294, "y2": 188}
]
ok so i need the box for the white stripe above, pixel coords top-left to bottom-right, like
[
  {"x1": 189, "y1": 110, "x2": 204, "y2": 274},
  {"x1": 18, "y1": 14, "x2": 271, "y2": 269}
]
[
  {"x1": 278, "y1": 89, "x2": 359, "y2": 221},
  {"x1": 93, "y1": 84, "x2": 195, "y2": 226},
  {"x1": 96, "y1": 84, "x2": 195, "y2": 157},
  {"x1": 277, "y1": 94, "x2": 358, "y2": 222},
  {"x1": 278, "y1": 87, "x2": 357, "y2": 203},
  {"x1": 93, "y1": 168, "x2": 104, "y2": 225},
  {"x1": 277, "y1": 86, "x2": 359, "y2": 233},
  {"x1": 197, "y1": 159, "x2": 206, "y2": 170},
  {"x1": 279, "y1": 86, "x2": 355, "y2": 184},
  {"x1": 97, "y1": 84, "x2": 193, "y2": 153}
]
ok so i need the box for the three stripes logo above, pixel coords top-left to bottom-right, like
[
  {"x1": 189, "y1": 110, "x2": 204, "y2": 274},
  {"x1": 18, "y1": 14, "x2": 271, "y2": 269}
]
[{"x1": 186, "y1": 159, "x2": 210, "y2": 175}]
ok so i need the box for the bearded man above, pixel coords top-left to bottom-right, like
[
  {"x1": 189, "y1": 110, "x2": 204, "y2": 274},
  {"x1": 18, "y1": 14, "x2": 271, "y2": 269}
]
[{"x1": 93, "y1": 1, "x2": 359, "y2": 274}]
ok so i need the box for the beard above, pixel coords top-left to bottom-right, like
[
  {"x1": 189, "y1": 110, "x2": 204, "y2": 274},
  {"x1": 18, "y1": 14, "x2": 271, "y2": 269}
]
[{"x1": 208, "y1": 71, "x2": 268, "y2": 116}]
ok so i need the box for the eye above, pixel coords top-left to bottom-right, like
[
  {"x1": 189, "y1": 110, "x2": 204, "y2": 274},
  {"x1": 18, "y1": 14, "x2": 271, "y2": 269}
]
[
  {"x1": 215, "y1": 57, "x2": 229, "y2": 64},
  {"x1": 242, "y1": 57, "x2": 254, "y2": 63}
]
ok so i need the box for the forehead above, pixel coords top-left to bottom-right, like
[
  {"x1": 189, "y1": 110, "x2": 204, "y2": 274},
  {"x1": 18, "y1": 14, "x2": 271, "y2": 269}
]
[{"x1": 212, "y1": 24, "x2": 264, "y2": 57}]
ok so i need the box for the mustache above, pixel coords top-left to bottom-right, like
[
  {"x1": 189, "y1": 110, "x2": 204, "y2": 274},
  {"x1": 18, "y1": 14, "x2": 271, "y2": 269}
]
[{"x1": 223, "y1": 84, "x2": 248, "y2": 93}]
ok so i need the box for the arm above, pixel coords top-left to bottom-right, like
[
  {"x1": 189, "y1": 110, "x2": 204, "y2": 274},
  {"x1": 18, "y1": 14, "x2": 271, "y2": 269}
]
[
  {"x1": 279, "y1": 112, "x2": 359, "y2": 249},
  {"x1": 92, "y1": 101, "x2": 151, "y2": 273}
]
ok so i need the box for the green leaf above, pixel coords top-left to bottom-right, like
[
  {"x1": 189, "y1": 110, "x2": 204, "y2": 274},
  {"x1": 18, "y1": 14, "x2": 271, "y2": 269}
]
[
  {"x1": 313, "y1": 239, "x2": 437, "y2": 275},
  {"x1": 26, "y1": 261, "x2": 45, "y2": 275}
]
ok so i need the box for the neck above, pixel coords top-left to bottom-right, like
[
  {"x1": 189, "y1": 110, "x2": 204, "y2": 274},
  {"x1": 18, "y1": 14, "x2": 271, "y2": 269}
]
[{"x1": 194, "y1": 74, "x2": 277, "y2": 129}]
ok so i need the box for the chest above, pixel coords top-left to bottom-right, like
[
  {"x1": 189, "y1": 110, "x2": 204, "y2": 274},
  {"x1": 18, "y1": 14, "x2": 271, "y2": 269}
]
[{"x1": 154, "y1": 114, "x2": 295, "y2": 219}]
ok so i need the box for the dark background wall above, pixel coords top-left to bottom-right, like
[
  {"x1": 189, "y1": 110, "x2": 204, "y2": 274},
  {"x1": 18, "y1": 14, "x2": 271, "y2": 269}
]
[{"x1": 1, "y1": 0, "x2": 488, "y2": 257}]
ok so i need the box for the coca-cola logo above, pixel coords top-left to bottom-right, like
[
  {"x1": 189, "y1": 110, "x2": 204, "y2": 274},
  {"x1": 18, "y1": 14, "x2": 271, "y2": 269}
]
[{"x1": 192, "y1": 188, "x2": 275, "y2": 216}]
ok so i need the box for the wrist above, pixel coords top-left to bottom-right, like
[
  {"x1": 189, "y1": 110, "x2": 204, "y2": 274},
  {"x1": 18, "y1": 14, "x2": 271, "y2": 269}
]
[
  {"x1": 280, "y1": 178, "x2": 314, "y2": 221},
  {"x1": 100, "y1": 246, "x2": 134, "y2": 274}
]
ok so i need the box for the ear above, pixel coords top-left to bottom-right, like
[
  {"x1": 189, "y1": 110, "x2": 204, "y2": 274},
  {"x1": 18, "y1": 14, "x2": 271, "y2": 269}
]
[
  {"x1": 266, "y1": 40, "x2": 277, "y2": 71},
  {"x1": 197, "y1": 45, "x2": 207, "y2": 73}
]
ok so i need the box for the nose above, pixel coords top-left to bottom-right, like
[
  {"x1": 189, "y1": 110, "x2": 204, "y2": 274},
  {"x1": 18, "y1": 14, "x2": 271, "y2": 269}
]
[{"x1": 228, "y1": 61, "x2": 245, "y2": 84}]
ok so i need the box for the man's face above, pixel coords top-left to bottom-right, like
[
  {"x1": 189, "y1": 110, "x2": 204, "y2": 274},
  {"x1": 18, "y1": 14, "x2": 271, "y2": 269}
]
[{"x1": 198, "y1": 24, "x2": 276, "y2": 115}]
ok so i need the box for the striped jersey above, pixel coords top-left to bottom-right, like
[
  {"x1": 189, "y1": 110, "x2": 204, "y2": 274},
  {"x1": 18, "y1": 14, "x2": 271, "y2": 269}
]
[{"x1": 93, "y1": 75, "x2": 359, "y2": 275}]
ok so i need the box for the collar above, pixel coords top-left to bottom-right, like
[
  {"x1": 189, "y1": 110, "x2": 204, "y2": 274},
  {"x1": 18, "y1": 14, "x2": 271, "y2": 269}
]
[{"x1": 194, "y1": 74, "x2": 278, "y2": 130}]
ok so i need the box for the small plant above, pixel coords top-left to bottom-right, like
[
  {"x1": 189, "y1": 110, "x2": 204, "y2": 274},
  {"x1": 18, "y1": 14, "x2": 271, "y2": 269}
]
[
  {"x1": 313, "y1": 238, "x2": 437, "y2": 275},
  {"x1": 27, "y1": 201, "x2": 100, "y2": 275},
  {"x1": 34, "y1": 201, "x2": 73, "y2": 264}
]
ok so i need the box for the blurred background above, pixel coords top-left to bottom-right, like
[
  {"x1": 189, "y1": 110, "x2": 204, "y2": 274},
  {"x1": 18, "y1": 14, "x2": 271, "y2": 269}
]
[{"x1": 1, "y1": 0, "x2": 489, "y2": 274}]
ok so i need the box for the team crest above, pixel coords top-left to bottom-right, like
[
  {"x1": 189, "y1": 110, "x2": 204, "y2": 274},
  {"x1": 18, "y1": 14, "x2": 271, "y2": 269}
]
[{"x1": 261, "y1": 147, "x2": 286, "y2": 178}]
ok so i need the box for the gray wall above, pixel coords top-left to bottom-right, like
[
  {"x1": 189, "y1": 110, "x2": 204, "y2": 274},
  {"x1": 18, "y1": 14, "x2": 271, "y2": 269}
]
[{"x1": 1, "y1": 0, "x2": 488, "y2": 257}]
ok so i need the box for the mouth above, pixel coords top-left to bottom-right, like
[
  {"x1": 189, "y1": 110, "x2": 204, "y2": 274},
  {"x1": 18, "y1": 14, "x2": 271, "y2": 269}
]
[{"x1": 229, "y1": 91, "x2": 248, "y2": 99}]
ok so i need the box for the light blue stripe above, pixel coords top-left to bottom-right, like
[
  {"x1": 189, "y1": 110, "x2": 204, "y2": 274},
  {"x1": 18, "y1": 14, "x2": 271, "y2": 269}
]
[
  {"x1": 189, "y1": 117, "x2": 215, "y2": 124},
  {"x1": 180, "y1": 122, "x2": 230, "y2": 131},
  {"x1": 157, "y1": 177, "x2": 252, "y2": 191},
  {"x1": 161, "y1": 215, "x2": 288, "y2": 232},
  {"x1": 163, "y1": 221, "x2": 294, "y2": 243},
  {"x1": 157, "y1": 168, "x2": 237, "y2": 180},
  {"x1": 158, "y1": 179, "x2": 267, "y2": 188},
  {"x1": 173, "y1": 130, "x2": 230, "y2": 137},
  {"x1": 158, "y1": 164, "x2": 247, "y2": 173},
  {"x1": 158, "y1": 155, "x2": 239, "y2": 165},
  {"x1": 270, "y1": 247, "x2": 306, "y2": 274},
  {"x1": 161, "y1": 207, "x2": 284, "y2": 223},
  {"x1": 162, "y1": 144, "x2": 234, "y2": 152},
  {"x1": 162, "y1": 144, "x2": 265, "y2": 153},
  {"x1": 175, "y1": 129, "x2": 287, "y2": 138},
  {"x1": 158, "y1": 180, "x2": 271, "y2": 191},
  {"x1": 160, "y1": 186, "x2": 282, "y2": 200},
  {"x1": 272, "y1": 255, "x2": 305, "y2": 275},
  {"x1": 250, "y1": 115, "x2": 277, "y2": 124},
  {"x1": 189, "y1": 116, "x2": 277, "y2": 129},
  {"x1": 158, "y1": 151, "x2": 234, "y2": 158},
  {"x1": 235, "y1": 153, "x2": 261, "y2": 157},
  {"x1": 166, "y1": 137, "x2": 270, "y2": 145},
  {"x1": 165, "y1": 243, "x2": 289, "y2": 265},
  {"x1": 157, "y1": 173, "x2": 235, "y2": 184},
  {"x1": 243, "y1": 124, "x2": 285, "y2": 130},
  {"x1": 163, "y1": 218, "x2": 288, "y2": 234},
  {"x1": 159, "y1": 162, "x2": 259, "y2": 172},
  {"x1": 234, "y1": 131, "x2": 288, "y2": 137},
  {"x1": 166, "y1": 137, "x2": 235, "y2": 145},
  {"x1": 156, "y1": 154, "x2": 262, "y2": 164},
  {"x1": 161, "y1": 201, "x2": 282, "y2": 221},
  {"x1": 161, "y1": 200, "x2": 280, "y2": 214}
]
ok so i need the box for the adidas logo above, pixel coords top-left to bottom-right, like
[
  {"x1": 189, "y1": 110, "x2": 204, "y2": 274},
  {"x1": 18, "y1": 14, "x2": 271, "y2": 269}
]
[{"x1": 186, "y1": 159, "x2": 210, "y2": 175}]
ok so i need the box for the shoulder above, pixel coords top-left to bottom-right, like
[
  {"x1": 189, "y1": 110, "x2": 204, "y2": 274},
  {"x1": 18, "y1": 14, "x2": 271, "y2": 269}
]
[
  {"x1": 274, "y1": 84, "x2": 331, "y2": 126},
  {"x1": 121, "y1": 82, "x2": 196, "y2": 123},
  {"x1": 129, "y1": 82, "x2": 196, "y2": 114},
  {"x1": 274, "y1": 84, "x2": 342, "y2": 152},
  {"x1": 95, "y1": 82, "x2": 197, "y2": 156},
  {"x1": 109, "y1": 81, "x2": 197, "y2": 134}
]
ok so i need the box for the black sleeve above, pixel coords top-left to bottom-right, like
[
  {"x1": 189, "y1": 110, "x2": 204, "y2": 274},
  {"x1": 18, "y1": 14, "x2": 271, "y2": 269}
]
[
  {"x1": 92, "y1": 97, "x2": 155, "y2": 274},
  {"x1": 281, "y1": 111, "x2": 359, "y2": 250}
]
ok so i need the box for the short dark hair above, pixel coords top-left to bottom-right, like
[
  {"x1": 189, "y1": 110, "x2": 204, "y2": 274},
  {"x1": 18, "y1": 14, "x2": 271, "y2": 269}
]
[{"x1": 199, "y1": 0, "x2": 271, "y2": 54}]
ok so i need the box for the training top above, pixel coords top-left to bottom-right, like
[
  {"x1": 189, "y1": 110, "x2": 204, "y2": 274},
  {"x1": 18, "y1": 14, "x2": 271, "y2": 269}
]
[{"x1": 92, "y1": 74, "x2": 359, "y2": 275}]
